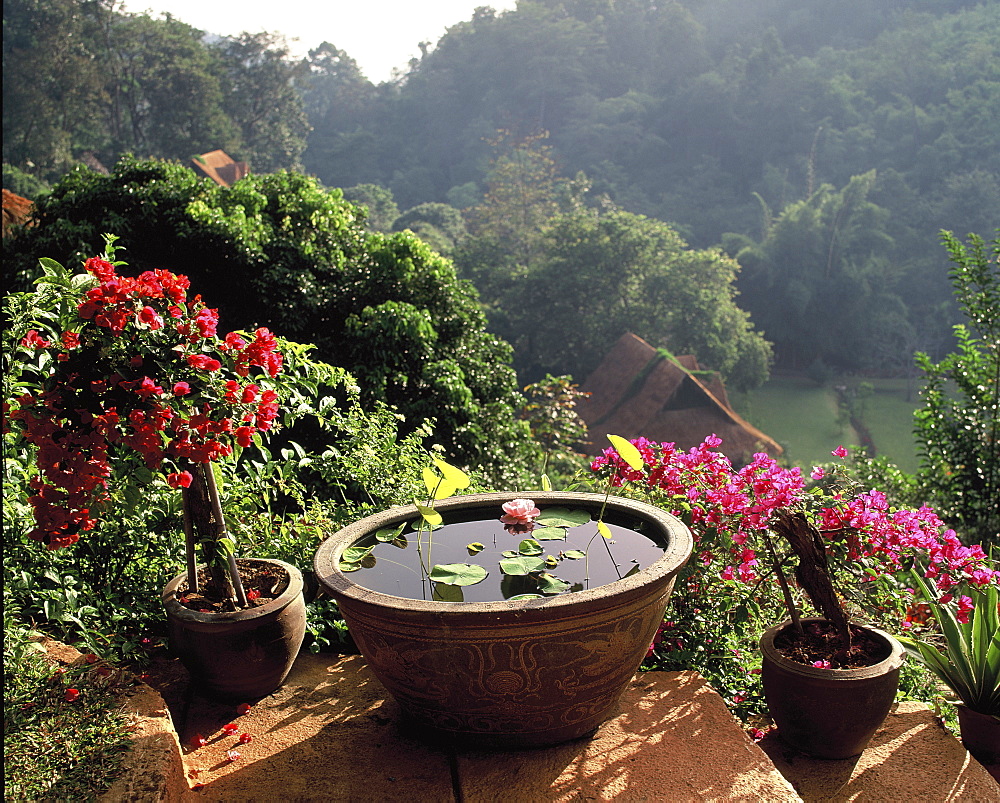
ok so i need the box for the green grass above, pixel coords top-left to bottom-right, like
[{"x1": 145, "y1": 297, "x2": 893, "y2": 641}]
[
  {"x1": 733, "y1": 375, "x2": 858, "y2": 467},
  {"x1": 3, "y1": 621, "x2": 133, "y2": 802},
  {"x1": 733, "y1": 375, "x2": 920, "y2": 472}
]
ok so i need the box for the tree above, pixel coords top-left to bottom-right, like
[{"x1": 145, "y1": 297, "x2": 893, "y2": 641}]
[
  {"x1": 913, "y1": 231, "x2": 1000, "y2": 545},
  {"x1": 500, "y1": 209, "x2": 773, "y2": 391},
  {"x1": 2, "y1": 0, "x2": 108, "y2": 177},
  {"x1": 3, "y1": 156, "x2": 534, "y2": 483},
  {"x1": 98, "y1": 11, "x2": 239, "y2": 162},
  {"x1": 731, "y1": 172, "x2": 912, "y2": 371},
  {"x1": 212, "y1": 33, "x2": 309, "y2": 172}
]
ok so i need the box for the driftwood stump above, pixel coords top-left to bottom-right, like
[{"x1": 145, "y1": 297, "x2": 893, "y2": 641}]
[{"x1": 773, "y1": 510, "x2": 851, "y2": 645}]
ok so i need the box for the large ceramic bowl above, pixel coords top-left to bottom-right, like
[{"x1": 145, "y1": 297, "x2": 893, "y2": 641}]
[{"x1": 314, "y1": 492, "x2": 692, "y2": 747}]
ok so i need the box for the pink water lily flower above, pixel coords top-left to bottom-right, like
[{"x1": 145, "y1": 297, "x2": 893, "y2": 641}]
[{"x1": 501, "y1": 498, "x2": 541, "y2": 525}]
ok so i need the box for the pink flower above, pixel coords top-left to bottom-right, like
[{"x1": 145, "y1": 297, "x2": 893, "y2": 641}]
[
  {"x1": 956, "y1": 595, "x2": 974, "y2": 624},
  {"x1": 172, "y1": 381, "x2": 191, "y2": 396},
  {"x1": 811, "y1": 660, "x2": 831, "y2": 669},
  {"x1": 810, "y1": 466, "x2": 825, "y2": 480},
  {"x1": 832, "y1": 446, "x2": 849, "y2": 459},
  {"x1": 501, "y1": 498, "x2": 540, "y2": 525},
  {"x1": 20, "y1": 329, "x2": 51, "y2": 349}
]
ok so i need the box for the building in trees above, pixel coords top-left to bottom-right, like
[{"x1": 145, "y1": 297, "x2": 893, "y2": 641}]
[{"x1": 578, "y1": 333, "x2": 781, "y2": 466}]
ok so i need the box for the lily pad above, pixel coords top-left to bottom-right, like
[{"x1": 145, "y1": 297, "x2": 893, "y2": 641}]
[
  {"x1": 466, "y1": 541, "x2": 485, "y2": 555},
  {"x1": 432, "y1": 583, "x2": 464, "y2": 602},
  {"x1": 375, "y1": 524, "x2": 406, "y2": 542},
  {"x1": 429, "y1": 563, "x2": 488, "y2": 586},
  {"x1": 341, "y1": 545, "x2": 373, "y2": 564},
  {"x1": 499, "y1": 556, "x2": 547, "y2": 576},
  {"x1": 562, "y1": 549, "x2": 587, "y2": 559},
  {"x1": 536, "y1": 573, "x2": 572, "y2": 595},
  {"x1": 532, "y1": 526, "x2": 569, "y2": 541},
  {"x1": 507, "y1": 593, "x2": 544, "y2": 601},
  {"x1": 518, "y1": 539, "x2": 543, "y2": 556},
  {"x1": 536, "y1": 508, "x2": 591, "y2": 528}
]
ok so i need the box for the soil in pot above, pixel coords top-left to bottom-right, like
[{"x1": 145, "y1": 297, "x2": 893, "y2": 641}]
[
  {"x1": 176, "y1": 561, "x2": 290, "y2": 613},
  {"x1": 341, "y1": 507, "x2": 665, "y2": 603},
  {"x1": 773, "y1": 620, "x2": 894, "y2": 669}
]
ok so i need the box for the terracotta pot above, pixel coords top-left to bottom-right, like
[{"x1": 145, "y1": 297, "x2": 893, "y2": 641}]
[
  {"x1": 956, "y1": 704, "x2": 1000, "y2": 766},
  {"x1": 162, "y1": 558, "x2": 306, "y2": 701},
  {"x1": 760, "y1": 618, "x2": 905, "y2": 759},
  {"x1": 314, "y1": 492, "x2": 692, "y2": 747}
]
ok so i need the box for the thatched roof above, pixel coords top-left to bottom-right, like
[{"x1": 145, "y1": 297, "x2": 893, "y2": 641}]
[
  {"x1": 192, "y1": 150, "x2": 249, "y2": 187},
  {"x1": 2, "y1": 189, "x2": 33, "y2": 236},
  {"x1": 577, "y1": 333, "x2": 781, "y2": 465}
]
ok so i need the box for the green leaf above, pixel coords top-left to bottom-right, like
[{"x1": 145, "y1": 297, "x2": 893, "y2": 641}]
[
  {"x1": 536, "y1": 508, "x2": 590, "y2": 528},
  {"x1": 499, "y1": 556, "x2": 547, "y2": 576},
  {"x1": 623, "y1": 563, "x2": 641, "y2": 578},
  {"x1": 432, "y1": 583, "x2": 464, "y2": 602},
  {"x1": 466, "y1": 542, "x2": 485, "y2": 555},
  {"x1": 501, "y1": 550, "x2": 518, "y2": 558},
  {"x1": 608, "y1": 434, "x2": 644, "y2": 470},
  {"x1": 429, "y1": 563, "x2": 488, "y2": 586},
  {"x1": 562, "y1": 550, "x2": 586, "y2": 559},
  {"x1": 375, "y1": 524, "x2": 406, "y2": 542},
  {"x1": 341, "y1": 545, "x2": 374, "y2": 564},
  {"x1": 518, "y1": 539, "x2": 543, "y2": 556},
  {"x1": 532, "y1": 526, "x2": 568, "y2": 541},
  {"x1": 536, "y1": 573, "x2": 572, "y2": 595},
  {"x1": 415, "y1": 500, "x2": 442, "y2": 527},
  {"x1": 507, "y1": 594, "x2": 544, "y2": 601}
]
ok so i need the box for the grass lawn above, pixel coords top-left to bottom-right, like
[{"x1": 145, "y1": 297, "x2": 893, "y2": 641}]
[{"x1": 733, "y1": 375, "x2": 920, "y2": 472}]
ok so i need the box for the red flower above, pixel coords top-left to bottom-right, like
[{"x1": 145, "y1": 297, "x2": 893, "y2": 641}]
[
  {"x1": 246, "y1": 588, "x2": 261, "y2": 601},
  {"x1": 222, "y1": 722, "x2": 239, "y2": 735},
  {"x1": 64, "y1": 688, "x2": 81, "y2": 702},
  {"x1": 239, "y1": 733, "x2": 253, "y2": 744},
  {"x1": 167, "y1": 471, "x2": 193, "y2": 489},
  {"x1": 225, "y1": 749, "x2": 241, "y2": 762},
  {"x1": 191, "y1": 733, "x2": 207, "y2": 748},
  {"x1": 172, "y1": 381, "x2": 190, "y2": 396},
  {"x1": 236, "y1": 703, "x2": 252, "y2": 715}
]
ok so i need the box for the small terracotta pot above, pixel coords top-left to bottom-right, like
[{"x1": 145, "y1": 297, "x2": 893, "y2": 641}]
[
  {"x1": 314, "y1": 492, "x2": 693, "y2": 747},
  {"x1": 956, "y1": 703, "x2": 1000, "y2": 766},
  {"x1": 162, "y1": 558, "x2": 306, "y2": 701},
  {"x1": 760, "y1": 618, "x2": 905, "y2": 759}
]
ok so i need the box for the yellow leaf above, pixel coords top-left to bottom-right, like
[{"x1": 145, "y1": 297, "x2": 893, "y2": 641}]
[
  {"x1": 597, "y1": 520, "x2": 612, "y2": 539},
  {"x1": 433, "y1": 457, "x2": 471, "y2": 489},
  {"x1": 422, "y1": 467, "x2": 456, "y2": 500},
  {"x1": 415, "y1": 500, "x2": 443, "y2": 527},
  {"x1": 607, "y1": 435, "x2": 644, "y2": 471}
]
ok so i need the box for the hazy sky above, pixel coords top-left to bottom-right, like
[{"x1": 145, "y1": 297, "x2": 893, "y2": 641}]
[{"x1": 120, "y1": 0, "x2": 519, "y2": 83}]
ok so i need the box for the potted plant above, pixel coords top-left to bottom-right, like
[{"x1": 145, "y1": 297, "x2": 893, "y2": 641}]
[
  {"x1": 4, "y1": 239, "x2": 307, "y2": 700},
  {"x1": 313, "y1": 440, "x2": 694, "y2": 747},
  {"x1": 591, "y1": 435, "x2": 999, "y2": 758},
  {"x1": 899, "y1": 571, "x2": 1000, "y2": 766}
]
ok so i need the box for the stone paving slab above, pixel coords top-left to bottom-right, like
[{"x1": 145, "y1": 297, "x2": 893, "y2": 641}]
[
  {"x1": 454, "y1": 670, "x2": 799, "y2": 802},
  {"x1": 758, "y1": 701, "x2": 999, "y2": 802},
  {"x1": 132, "y1": 651, "x2": 998, "y2": 802}
]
